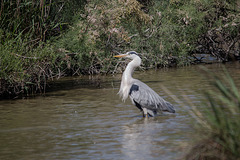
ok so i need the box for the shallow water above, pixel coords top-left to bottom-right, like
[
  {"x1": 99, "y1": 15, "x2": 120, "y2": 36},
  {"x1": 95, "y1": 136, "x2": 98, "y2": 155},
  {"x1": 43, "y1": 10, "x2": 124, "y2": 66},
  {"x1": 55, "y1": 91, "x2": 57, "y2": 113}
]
[{"x1": 0, "y1": 63, "x2": 240, "y2": 160}]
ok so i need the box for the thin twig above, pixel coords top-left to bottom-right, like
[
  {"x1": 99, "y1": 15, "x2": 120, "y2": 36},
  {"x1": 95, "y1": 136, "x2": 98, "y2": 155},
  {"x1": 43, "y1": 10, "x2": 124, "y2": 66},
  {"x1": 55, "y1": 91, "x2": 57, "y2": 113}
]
[{"x1": 11, "y1": 52, "x2": 39, "y2": 59}]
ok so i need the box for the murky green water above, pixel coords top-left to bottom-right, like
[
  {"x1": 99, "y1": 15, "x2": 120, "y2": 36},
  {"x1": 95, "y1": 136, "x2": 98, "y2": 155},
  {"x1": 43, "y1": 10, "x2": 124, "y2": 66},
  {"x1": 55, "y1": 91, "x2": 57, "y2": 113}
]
[{"x1": 0, "y1": 63, "x2": 240, "y2": 160}]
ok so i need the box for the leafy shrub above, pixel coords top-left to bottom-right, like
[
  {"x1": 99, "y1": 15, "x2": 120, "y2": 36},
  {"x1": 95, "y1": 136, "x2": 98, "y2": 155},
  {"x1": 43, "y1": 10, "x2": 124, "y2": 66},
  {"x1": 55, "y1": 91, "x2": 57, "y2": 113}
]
[{"x1": 0, "y1": 38, "x2": 57, "y2": 98}]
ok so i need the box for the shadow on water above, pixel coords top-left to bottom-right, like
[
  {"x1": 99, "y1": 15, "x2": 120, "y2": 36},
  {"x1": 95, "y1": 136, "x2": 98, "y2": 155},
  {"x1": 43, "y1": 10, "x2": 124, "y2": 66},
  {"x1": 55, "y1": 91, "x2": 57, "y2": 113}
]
[
  {"x1": 44, "y1": 75, "x2": 122, "y2": 97},
  {"x1": 47, "y1": 77, "x2": 117, "y2": 90}
]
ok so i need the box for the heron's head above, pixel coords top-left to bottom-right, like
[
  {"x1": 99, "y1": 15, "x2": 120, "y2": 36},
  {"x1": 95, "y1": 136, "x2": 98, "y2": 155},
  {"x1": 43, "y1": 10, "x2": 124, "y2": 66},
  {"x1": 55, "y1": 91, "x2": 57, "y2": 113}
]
[{"x1": 114, "y1": 51, "x2": 140, "y2": 60}]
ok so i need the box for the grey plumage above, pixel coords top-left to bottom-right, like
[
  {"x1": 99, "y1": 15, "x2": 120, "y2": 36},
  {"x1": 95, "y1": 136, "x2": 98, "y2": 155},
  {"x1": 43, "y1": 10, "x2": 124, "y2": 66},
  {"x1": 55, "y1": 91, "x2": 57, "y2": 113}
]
[
  {"x1": 114, "y1": 51, "x2": 175, "y2": 117},
  {"x1": 130, "y1": 79, "x2": 175, "y2": 116}
]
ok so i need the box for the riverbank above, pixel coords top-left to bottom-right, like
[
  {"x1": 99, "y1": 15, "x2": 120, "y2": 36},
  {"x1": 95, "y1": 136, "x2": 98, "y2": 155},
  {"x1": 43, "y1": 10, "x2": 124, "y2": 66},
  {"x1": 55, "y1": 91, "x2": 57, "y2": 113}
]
[{"x1": 1, "y1": 0, "x2": 240, "y2": 99}]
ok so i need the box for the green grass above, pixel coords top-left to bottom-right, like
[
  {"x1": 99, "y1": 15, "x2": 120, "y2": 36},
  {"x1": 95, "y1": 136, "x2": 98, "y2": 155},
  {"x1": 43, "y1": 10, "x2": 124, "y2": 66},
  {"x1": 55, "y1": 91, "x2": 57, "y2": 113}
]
[{"x1": 186, "y1": 68, "x2": 240, "y2": 160}]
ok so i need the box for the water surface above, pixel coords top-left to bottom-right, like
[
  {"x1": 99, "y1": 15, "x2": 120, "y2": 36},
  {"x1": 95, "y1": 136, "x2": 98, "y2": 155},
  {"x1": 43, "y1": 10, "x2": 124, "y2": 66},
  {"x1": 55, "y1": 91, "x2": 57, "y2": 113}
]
[{"x1": 0, "y1": 63, "x2": 240, "y2": 160}]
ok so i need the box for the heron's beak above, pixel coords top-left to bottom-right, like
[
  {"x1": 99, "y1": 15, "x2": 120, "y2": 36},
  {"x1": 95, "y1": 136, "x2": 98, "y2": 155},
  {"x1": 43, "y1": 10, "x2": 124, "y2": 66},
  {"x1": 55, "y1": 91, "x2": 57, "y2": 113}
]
[{"x1": 114, "y1": 54, "x2": 128, "y2": 58}]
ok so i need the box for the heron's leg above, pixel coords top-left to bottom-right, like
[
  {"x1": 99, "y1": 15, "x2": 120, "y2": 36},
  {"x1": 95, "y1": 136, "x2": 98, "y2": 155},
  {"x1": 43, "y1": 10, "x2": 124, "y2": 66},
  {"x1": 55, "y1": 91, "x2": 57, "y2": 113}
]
[{"x1": 143, "y1": 108, "x2": 148, "y2": 118}]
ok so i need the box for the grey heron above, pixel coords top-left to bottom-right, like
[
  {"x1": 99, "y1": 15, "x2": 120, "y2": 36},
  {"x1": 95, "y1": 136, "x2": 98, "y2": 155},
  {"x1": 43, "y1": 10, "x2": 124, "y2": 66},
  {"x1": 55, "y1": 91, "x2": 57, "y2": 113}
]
[{"x1": 114, "y1": 51, "x2": 175, "y2": 117}]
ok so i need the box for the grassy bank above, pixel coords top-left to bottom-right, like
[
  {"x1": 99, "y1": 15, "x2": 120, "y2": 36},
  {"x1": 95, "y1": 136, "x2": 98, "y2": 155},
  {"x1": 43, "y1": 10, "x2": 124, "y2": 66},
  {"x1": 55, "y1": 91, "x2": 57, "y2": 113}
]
[
  {"x1": 1, "y1": 0, "x2": 240, "y2": 98},
  {"x1": 0, "y1": 0, "x2": 86, "y2": 98}
]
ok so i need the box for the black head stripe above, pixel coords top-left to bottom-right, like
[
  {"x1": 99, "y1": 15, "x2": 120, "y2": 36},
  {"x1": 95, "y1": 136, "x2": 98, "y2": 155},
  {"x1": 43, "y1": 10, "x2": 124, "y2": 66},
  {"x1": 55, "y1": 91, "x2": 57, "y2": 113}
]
[{"x1": 128, "y1": 51, "x2": 138, "y2": 55}]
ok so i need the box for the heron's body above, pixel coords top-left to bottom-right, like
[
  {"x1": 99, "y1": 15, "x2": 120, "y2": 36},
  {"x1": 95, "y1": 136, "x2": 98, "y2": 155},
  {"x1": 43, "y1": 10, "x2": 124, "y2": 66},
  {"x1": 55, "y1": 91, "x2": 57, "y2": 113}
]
[{"x1": 115, "y1": 51, "x2": 175, "y2": 117}]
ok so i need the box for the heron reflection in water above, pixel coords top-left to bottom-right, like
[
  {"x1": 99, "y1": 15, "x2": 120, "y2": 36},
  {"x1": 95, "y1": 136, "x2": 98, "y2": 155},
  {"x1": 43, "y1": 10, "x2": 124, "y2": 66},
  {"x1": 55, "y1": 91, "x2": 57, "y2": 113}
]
[{"x1": 114, "y1": 51, "x2": 175, "y2": 117}]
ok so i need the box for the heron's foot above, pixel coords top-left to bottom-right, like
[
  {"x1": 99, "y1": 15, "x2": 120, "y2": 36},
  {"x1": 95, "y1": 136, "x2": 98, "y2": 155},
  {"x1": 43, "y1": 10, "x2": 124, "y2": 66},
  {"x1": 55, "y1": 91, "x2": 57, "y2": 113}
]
[
  {"x1": 143, "y1": 108, "x2": 148, "y2": 118},
  {"x1": 143, "y1": 114, "x2": 148, "y2": 118}
]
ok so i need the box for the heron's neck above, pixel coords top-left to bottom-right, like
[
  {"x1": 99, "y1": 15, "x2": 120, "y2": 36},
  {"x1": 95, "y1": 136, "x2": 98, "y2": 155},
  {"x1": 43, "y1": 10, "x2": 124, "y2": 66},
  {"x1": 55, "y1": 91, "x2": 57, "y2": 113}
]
[
  {"x1": 118, "y1": 56, "x2": 141, "y2": 101},
  {"x1": 122, "y1": 57, "x2": 141, "y2": 83}
]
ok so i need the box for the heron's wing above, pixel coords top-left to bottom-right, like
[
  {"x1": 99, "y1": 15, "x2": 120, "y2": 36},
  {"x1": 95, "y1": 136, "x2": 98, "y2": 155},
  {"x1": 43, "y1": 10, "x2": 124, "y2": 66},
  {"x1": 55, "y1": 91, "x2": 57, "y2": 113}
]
[{"x1": 129, "y1": 79, "x2": 175, "y2": 113}]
